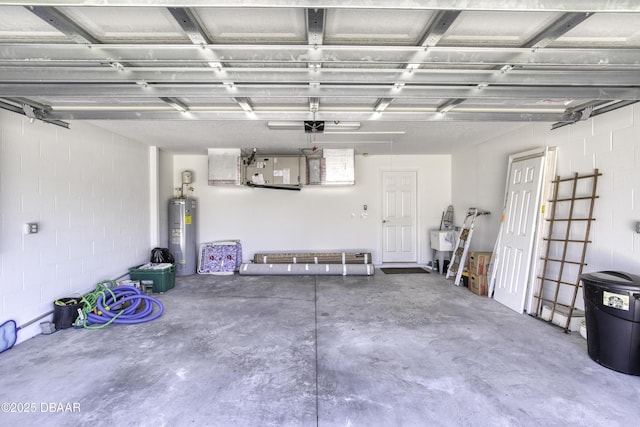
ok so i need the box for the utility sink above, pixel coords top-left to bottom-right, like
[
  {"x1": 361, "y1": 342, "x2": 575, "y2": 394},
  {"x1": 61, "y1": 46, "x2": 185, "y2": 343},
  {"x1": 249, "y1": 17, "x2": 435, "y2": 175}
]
[{"x1": 430, "y1": 230, "x2": 456, "y2": 252}]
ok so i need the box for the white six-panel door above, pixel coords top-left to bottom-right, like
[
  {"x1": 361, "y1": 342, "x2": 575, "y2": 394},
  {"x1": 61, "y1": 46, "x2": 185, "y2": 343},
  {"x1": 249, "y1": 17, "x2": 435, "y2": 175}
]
[
  {"x1": 382, "y1": 170, "x2": 417, "y2": 263},
  {"x1": 493, "y1": 154, "x2": 545, "y2": 313}
]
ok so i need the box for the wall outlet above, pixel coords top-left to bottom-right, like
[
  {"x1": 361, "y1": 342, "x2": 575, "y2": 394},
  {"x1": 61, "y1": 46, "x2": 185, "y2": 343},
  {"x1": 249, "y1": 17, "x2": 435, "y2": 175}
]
[{"x1": 23, "y1": 223, "x2": 38, "y2": 234}]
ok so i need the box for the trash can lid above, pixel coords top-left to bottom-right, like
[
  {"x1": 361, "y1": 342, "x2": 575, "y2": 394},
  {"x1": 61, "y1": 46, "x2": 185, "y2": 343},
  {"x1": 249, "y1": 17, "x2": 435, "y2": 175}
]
[{"x1": 581, "y1": 271, "x2": 640, "y2": 289}]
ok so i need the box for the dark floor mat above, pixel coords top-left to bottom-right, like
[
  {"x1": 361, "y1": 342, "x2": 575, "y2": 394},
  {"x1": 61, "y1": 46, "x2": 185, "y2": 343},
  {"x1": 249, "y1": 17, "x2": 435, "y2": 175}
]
[{"x1": 380, "y1": 267, "x2": 430, "y2": 274}]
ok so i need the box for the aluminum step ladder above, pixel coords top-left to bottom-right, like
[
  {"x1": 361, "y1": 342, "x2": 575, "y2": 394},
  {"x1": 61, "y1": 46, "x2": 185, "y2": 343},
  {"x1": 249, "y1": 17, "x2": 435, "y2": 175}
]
[{"x1": 446, "y1": 208, "x2": 490, "y2": 286}]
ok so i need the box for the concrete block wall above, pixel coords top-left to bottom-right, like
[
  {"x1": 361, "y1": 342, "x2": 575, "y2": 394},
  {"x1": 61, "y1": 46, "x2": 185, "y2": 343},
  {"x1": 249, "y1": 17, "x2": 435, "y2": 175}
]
[
  {"x1": 452, "y1": 104, "x2": 640, "y2": 310},
  {"x1": 0, "y1": 110, "x2": 151, "y2": 343}
]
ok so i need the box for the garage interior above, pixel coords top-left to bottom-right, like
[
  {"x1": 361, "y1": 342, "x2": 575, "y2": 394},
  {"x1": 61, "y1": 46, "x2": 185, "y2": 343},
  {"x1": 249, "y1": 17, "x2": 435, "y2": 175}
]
[{"x1": 1, "y1": 1, "x2": 640, "y2": 425}]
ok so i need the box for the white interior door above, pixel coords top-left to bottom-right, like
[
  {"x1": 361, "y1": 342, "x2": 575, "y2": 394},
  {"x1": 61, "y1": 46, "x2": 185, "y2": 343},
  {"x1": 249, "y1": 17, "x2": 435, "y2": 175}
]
[
  {"x1": 382, "y1": 170, "x2": 417, "y2": 263},
  {"x1": 493, "y1": 152, "x2": 546, "y2": 313}
]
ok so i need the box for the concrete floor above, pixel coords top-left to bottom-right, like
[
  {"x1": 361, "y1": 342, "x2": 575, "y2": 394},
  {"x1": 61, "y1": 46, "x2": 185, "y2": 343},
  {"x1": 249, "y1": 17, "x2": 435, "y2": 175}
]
[{"x1": 1, "y1": 271, "x2": 639, "y2": 426}]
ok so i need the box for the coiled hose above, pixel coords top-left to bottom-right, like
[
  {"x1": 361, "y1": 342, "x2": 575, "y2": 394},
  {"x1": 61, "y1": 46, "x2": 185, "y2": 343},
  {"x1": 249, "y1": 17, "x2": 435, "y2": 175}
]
[{"x1": 74, "y1": 281, "x2": 164, "y2": 329}]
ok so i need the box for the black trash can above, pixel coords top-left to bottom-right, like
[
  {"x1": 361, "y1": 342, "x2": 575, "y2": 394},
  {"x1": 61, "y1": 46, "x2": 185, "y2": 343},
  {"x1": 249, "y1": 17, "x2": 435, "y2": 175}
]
[
  {"x1": 581, "y1": 271, "x2": 640, "y2": 375},
  {"x1": 53, "y1": 298, "x2": 82, "y2": 330}
]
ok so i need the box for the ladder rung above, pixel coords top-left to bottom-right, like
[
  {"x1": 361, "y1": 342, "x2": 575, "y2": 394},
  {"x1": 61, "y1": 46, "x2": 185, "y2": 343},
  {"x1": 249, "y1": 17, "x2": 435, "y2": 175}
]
[
  {"x1": 534, "y1": 298, "x2": 574, "y2": 310},
  {"x1": 549, "y1": 196, "x2": 599, "y2": 202},
  {"x1": 536, "y1": 277, "x2": 580, "y2": 287},
  {"x1": 539, "y1": 258, "x2": 585, "y2": 265},
  {"x1": 552, "y1": 173, "x2": 602, "y2": 183},
  {"x1": 553, "y1": 302, "x2": 573, "y2": 309},
  {"x1": 543, "y1": 238, "x2": 592, "y2": 243},
  {"x1": 545, "y1": 218, "x2": 595, "y2": 222}
]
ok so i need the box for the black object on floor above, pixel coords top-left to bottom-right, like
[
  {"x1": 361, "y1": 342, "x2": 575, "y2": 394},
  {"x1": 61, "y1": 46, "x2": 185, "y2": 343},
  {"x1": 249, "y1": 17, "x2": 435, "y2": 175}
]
[{"x1": 380, "y1": 267, "x2": 430, "y2": 274}]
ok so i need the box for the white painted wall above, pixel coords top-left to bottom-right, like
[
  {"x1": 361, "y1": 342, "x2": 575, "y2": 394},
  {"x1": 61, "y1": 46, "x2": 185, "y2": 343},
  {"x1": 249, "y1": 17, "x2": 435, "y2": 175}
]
[
  {"x1": 0, "y1": 110, "x2": 151, "y2": 343},
  {"x1": 452, "y1": 105, "x2": 640, "y2": 309},
  {"x1": 171, "y1": 154, "x2": 451, "y2": 266},
  {"x1": 158, "y1": 149, "x2": 174, "y2": 248}
]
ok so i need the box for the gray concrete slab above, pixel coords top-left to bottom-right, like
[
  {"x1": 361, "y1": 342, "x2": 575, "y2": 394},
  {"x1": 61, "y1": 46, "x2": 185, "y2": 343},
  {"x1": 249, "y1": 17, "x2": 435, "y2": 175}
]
[{"x1": 0, "y1": 271, "x2": 638, "y2": 426}]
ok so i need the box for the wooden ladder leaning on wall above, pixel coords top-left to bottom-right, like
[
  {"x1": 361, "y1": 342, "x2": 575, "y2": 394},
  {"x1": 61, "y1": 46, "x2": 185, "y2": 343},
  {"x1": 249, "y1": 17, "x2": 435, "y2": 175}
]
[{"x1": 533, "y1": 169, "x2": 601, "y2": 332}]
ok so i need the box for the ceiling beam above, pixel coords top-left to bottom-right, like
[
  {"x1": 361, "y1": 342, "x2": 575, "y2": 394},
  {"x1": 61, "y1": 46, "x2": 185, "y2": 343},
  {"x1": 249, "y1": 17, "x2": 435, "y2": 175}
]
[
  {"x1": 1, "y1": 84, "x2": 637, "y2": 100},
  {"x1": 386, "y1": 10, "x2": 460, "y2": 112},
  {"x1": 4, "y1": 45, "x2": 638, "y2": 68},
  {"x1": 7, "y1": 1, "x2": 640, "y2": 13},
  {"x1": 418, "y1": 10, "x2": 460, "y2": 47},
  {"x1": 1, "y1": 67, "x2": 637, "y2": 86},
  {"x1": 306, "y1": 9, "x2": 324, "y2": 114},
  {"x1": 307, "y1": 8, "x2": 325, "y2": 45},
  {"x1": 9, "y1": 6, "x2": 99, "y2": 127},
  {"x1": 166, "y1": 8, "x2": 224, "y2": 67},
  {"x1": 523, "y1": 12, "x2": 594, "y2": 49},
  {"x1": 41, "y1": 109, "x2": 575, "y2": 122},
  {"x1": 400, "y1": 10, "x2": 461, "y2": 113},
  {"x1": 166, "y1": 7, "x2": 219, "y2": 112},
  {"x1": 441, "y1": 11, "x2": 596, "y2": 114},
  {"x1": 167, "y1": 7, "x2": 211, "y2": 45},
  {"x1": 24, "y1": 6, "x2": 100, "y2": 44}
]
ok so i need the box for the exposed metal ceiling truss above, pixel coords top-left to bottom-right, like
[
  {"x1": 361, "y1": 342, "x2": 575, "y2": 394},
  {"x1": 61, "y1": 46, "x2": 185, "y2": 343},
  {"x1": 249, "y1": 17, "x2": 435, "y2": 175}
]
[{"x1": 0, "y1": 0, "x2": 639, "y2": 129}]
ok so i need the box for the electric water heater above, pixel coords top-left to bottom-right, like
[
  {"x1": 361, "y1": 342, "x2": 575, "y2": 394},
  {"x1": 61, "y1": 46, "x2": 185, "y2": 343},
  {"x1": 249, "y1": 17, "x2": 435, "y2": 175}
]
[{"x1": 169, "y1": 198, "x2": 197, "y2": 276}]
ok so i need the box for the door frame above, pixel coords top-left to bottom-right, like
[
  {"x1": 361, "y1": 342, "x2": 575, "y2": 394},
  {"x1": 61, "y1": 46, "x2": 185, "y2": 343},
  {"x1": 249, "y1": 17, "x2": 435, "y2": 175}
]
[{"x1": 381, "y1": 169, "x2": 418, "y2": 264}]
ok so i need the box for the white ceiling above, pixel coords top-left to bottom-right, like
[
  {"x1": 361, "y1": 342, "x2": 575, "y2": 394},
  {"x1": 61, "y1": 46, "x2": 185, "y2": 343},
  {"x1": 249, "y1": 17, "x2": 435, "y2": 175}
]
[{"x1": 1, "y1": 1, "x2": 639, "y2": 155}]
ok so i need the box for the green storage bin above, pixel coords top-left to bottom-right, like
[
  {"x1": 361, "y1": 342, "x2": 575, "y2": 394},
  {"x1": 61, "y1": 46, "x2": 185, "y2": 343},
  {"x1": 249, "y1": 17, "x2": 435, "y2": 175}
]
[{"x1": 129, "y1": 264, "x2": 176, "y2": 293}]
